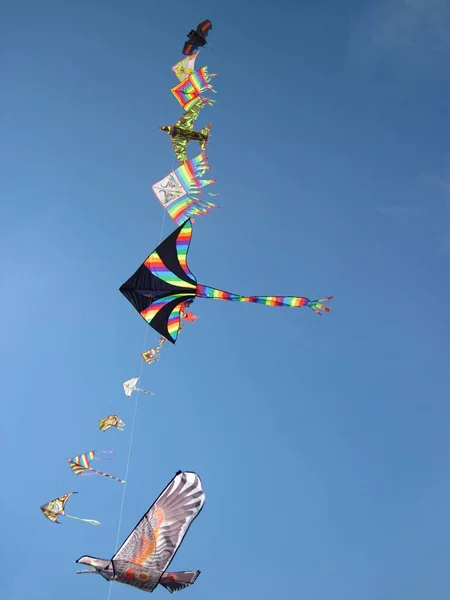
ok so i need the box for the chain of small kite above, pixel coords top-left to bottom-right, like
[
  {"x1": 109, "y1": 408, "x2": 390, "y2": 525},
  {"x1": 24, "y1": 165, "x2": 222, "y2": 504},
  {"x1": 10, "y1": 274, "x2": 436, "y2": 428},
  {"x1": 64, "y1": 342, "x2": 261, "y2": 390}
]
[{"x1": 107, "y1": 210, "x2": 167, "y2": 600}]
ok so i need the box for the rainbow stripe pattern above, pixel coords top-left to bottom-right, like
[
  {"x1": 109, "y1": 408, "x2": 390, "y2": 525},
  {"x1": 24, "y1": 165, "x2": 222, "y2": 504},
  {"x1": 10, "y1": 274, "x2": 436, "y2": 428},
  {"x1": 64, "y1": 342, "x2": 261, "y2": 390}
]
[
  {"x1": 152, "y1": 152, "x2": 218, "y2": 224},
  {"x1": 67, "y1": 450, "x2": 125, "y2": 483},
  {"x1": 196, "y1": 285, "x2": 333, "y2": 315},
  {"x1": 171, "y1": 67, "x2": 216, "y2": 111}
]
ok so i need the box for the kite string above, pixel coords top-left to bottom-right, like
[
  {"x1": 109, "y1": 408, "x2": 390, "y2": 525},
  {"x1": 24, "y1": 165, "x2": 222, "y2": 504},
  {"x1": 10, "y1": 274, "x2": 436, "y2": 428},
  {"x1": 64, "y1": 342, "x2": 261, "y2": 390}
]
[{"x1": 107, "y1": 210, "x2": 167, "y2": 600}]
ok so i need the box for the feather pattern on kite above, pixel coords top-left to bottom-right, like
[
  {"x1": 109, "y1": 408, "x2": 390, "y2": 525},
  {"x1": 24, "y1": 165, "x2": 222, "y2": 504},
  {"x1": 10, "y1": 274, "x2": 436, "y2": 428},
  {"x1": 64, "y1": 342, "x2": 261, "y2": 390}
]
[
  {"x1": 171, "y1": 67, "x2": 217, "y2": 111},
  {"x1": 68, "y1": 450, "x2": 125, "y2": 484},
  {"x1": 119, "y1": 219, "x2": 332, "y2": 343},
  {"x1": 41, "y1": 492, "x2": 100, "y2": 525},
  {"x1": 76, "y1": 471, "x2": 204, "y2": 593},
  {"x1": 159, "y1": 99, "x2": 211, "y2": 164},
  {"x1": 182, "y1": 20, "x2": 212, "y2": 56},
  {"x1": 152, "y1": 152, "x2": 217, "y2": 224}
]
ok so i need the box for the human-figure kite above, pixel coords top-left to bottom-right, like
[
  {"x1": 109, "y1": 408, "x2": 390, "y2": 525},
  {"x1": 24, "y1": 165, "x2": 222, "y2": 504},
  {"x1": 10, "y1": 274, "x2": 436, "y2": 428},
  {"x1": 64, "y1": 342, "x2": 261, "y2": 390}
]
[
  {"x1": 159, "y1": 99, "x2": 211, "y2": 164},
  {"x1": 182, "y1": 20, "x2": 212, "y2": 56},
  {"x1": 99, "y1": 415, "x2": 125, "y2": 432},
  {"x1": 152, "y1": 152, "x2": 217, "y2": 224},
  {"x1": 123, "y1": 377, "x2": 154, "y2": 397},
  {"x1": 40, "y1": 492, "x2": 100, "y2": 525},
  {"x1": 119, "y1": 219, "x2": 332, "y2": 343},
  {"x1": 76, "y1": 470, "x2": 205, "y2": 593},
  {"x1": 68, "y1": 450, "x2": 125, "y2": 484}
]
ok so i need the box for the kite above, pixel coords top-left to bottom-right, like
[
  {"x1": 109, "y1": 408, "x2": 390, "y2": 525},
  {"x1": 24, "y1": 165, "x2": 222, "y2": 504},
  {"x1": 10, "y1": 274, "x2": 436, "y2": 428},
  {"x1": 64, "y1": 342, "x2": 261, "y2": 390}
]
[
  {"x1": 40, "y1": 492, "x2": 100, "y2": 525},
  {"x1": 119, "y1": 219, "x2": 333, "y2": 343},
  {"x1": 123, "y1": 377, "x2": 154, "y2": 397},
  {"x1": 68, "y1": 450, "x2": 125, "y2": 484},
  {"x1": 159, "y1": 99, "x2": 211, "y2": 164},
  {"x1": 152, "y1": 152, "x2": 217, "y2": 224},
  {"x1": 76, "y1": 470, "x2": 205, "y2": 593},
  {"x1": 172, "y1": 53, "x2": 199, "y2": 82},
  {"x1": 182, "y1": 20, "x2": 212, "y2": 56},
  {"x1": 99, "y1": 415, "x2": 125, "y2": 432},
  {"x1": 142, "y1": 335, "x2": 166, "y2": 365},
  {"x1": 183, "y1": 311, "x2": 198, "y2": 323},
  {"x1": 171, "y1": 67, "x2": 216, "y2": 111}
]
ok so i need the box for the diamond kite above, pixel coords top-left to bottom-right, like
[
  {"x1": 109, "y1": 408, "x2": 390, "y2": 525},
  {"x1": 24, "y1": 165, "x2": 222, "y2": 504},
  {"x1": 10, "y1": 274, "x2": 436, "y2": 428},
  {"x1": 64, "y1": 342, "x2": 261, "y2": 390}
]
[
  {"x1": 182, "y1": 20, "x2": 212, "y2": 56},
  {"x1": 119, "y1": 219, "x2": 332, "y2": 343},
  {"x1": 171, "y1": 67, "x2": 216, "y2": 111},
  {"x1": 159, "y1": 99, "x2": 211, "y2": 165},
  {"x1": 76, "y1": 470, "x2": 205, "y2": 593},
  {"x1": 123, "y1": 377, "x2": 154, "y2": 397},
  {"x1": 99, "y1": 415, "x2": 125, "y2": 432},
  {"x1": 152, "y1": 152, "x2": 217, "y2": 224},
  {"x1": 40, "y1": 492, "x2": 100, "y2": 525},
  {"x1": 68, "y1": 450, "x2": 125, "y2": 484}
]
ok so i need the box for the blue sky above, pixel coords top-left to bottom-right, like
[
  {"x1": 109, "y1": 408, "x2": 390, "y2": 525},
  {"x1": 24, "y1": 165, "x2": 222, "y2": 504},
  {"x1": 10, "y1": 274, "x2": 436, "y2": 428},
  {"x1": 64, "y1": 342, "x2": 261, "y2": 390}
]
[{"x1": 2, "y1": 0, "x2": 450, "y2": 598}]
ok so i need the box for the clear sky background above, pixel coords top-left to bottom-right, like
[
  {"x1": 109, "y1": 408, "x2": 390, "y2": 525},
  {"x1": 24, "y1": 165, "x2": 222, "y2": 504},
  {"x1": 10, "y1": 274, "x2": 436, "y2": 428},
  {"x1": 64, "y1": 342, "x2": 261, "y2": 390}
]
[{"x1": 2, "y1": 1, "x2": 450, "y2": 599}]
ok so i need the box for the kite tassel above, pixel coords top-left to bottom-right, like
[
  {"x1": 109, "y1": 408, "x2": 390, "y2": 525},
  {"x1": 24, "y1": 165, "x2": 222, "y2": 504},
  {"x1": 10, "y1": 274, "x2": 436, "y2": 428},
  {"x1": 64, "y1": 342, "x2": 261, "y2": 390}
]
[{"x1": 307, "y1": 296, "x2": 333, "y2": 315}]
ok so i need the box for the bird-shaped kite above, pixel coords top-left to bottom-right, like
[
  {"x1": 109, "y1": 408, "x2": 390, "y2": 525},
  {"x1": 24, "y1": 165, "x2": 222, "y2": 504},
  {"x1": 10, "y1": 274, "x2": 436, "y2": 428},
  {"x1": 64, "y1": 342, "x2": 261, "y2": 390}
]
[
  {"x1": 99, "y1": 415, "x2": 125, "y2": 432},
  {"x1": 123, "y1": 377, "x2": 154, "y2": 397},
  {"x1": 76, "y1": 470, "x2": 205, "y2": 593},
  {"x1": 182, "y1": 20, "x2": 212, "y2": 56},
  {"x1": 183, "y1": 311, "x2": 198, "y2": 323},
  {"x1": 68, "y1": 450, "x2": 125, "y2": 484},
  {"x1": 41, "y1": 492, "x2": 100, "y2": 525},
  {"x1": 119, "y1": 219, "x2": 333, "y2": 343},
  {"x1": 159, "y1": 99, "x2": 211, "y2": 165}
]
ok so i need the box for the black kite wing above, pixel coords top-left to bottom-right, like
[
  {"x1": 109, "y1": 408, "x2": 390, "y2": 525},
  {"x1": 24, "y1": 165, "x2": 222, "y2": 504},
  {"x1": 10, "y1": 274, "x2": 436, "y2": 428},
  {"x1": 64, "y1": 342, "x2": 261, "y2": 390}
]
[
  {"x1": 196, "y1": 20, "x2": 212, "y2": 38},
  {"x1": 182, "y1": 40, "x2": 198, "y2": 56},
  {"x1": 112, "y1": 471, "x2": 205, "y2": 581},
  {"x1": 119, "y1": 220, "x2": 197, "y2": 343}
]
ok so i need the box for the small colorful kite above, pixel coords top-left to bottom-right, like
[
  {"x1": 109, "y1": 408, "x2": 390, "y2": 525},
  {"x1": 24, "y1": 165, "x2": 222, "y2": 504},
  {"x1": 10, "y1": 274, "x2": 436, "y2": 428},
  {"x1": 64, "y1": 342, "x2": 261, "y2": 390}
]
[
  {"x1": 142, "y1": 335, "x2": 166, "y2": 365},
  {"x1": 182, "y1": 20, "x2": 212, "y2": 56},
  {"x1": 123, "y1": 377, "x2": 154, "y2": 397},
  {"x1": 152, "y1": 152, "x2": 217, "y2": 224},
  {"x1": 76, "y1": 470, "x2": 204, "y2": 593},
  {"x1": 159, "y1": 98, "x2": 211, "y2": 164},
  {"x1": 99, "y1": 415, "x2": 125, "y2": 432},
  {"x1": 171, "y1": 67, "x2": 216, "y2": 111},
  {"x1": 119, "y1": 219, "x2": 332, "y2": 343},
  {"x1": 40, "y1": 492, "x2": 100, "y2": 525},
  {"x1": 183, "y1": 311, "x2": 198, "y2": 323},
  {"x1": 68, "y1": 450, "x2": 125, "y2": 484},
  {"x1": 172, "y1": 53, "x2": 199, "y2": 81}
]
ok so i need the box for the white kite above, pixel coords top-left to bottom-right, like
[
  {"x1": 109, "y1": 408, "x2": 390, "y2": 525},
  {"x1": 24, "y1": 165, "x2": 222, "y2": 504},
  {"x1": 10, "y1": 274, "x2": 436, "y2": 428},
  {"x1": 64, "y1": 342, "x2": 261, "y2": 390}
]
[{"x1": 123, "y1": 377, "x2": 154, "y2": 397}]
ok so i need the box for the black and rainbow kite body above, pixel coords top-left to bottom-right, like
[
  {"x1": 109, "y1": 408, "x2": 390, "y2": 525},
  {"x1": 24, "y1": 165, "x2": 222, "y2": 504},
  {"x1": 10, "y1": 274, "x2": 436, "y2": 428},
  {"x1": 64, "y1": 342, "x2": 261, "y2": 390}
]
[{"x1": 119, "y1": 220, "x2": 332, "y2": 344}]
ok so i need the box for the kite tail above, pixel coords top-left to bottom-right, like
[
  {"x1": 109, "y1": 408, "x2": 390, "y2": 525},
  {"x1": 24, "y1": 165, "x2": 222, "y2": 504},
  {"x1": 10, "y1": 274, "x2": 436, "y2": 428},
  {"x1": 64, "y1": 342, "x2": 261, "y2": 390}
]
[
  {"x1": 65, "y1": 513, "x2": 101, "y2": 525},
  {"x1": 196, "y1": 285, "x2": 333, "y2": 313},
  {"x1": 193, "y1": 67, "x2": 217, "y2": 94},
  {"x1": 91, "y1": 469, "x2": 125, "y2": 484},
  {"x1": 134, "y1": 386, "x2": 155, "y2": 396}
]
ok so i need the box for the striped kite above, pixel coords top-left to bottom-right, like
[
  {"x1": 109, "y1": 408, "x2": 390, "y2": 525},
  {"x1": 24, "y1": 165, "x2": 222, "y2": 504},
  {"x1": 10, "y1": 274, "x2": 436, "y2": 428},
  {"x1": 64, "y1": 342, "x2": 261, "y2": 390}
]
[
  {"x1": 68, "y1": 450, "x2": 125, "y2": 484},
  {"x1": 119, "y1": 219, "x2": 332, "y2": 343}
]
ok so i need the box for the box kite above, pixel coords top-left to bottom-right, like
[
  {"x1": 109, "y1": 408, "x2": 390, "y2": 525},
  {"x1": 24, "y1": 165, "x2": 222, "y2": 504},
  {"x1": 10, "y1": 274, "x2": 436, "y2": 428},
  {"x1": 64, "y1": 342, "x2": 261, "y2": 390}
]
[
  {"x1": 119, "y1": 219, "x2": 333, "y2": 343},
  {"x1": 182, "y1": 20, "x2": 212, "y2": 56},
  {"x1": 40, "y1": 492, "x2": 100, "y2": 525},
  {"x1": 76, "y1": 470, "x2": 204, "y2": 593}
]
